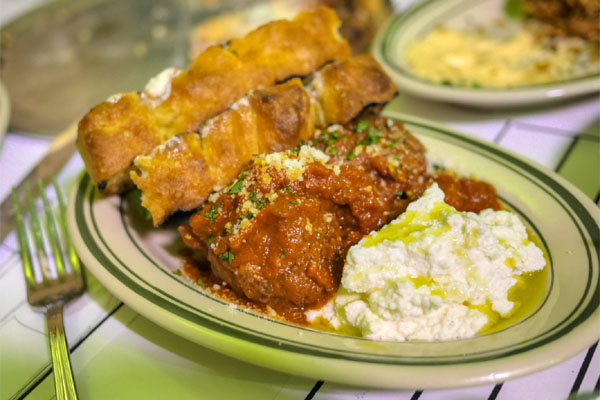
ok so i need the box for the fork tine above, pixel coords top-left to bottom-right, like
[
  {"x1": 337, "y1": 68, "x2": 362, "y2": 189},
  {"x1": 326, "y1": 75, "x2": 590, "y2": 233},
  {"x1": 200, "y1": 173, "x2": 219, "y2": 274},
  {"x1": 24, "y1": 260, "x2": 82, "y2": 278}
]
[
  {"x1": 25, "y1": 183, "x2": 52, "y2": 282},
  {"x1": 14, "y1": 180, "x2": 83, "y2": 399},
  {"x1": 52, "y1": 177, "x2": 81, "y2": 274},
  {"x1": 11, "y1": 188, "x2": 36, "y2": 288},
  {"x1": 38, "y1": 179, "x2": 67, "y2": 278}
]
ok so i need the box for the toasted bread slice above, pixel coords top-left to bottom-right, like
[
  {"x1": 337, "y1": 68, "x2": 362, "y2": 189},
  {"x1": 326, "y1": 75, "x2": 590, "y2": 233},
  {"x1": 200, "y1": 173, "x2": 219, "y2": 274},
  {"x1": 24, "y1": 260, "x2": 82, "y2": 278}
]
[
  {"x1": 77, "y1": 7, "x2": 350, "y2": 194},
  {"x1": 132, "y1": 79, "x2": 314, "y2": 225},
  {"x1": 131, "y1": 55, "x2": 397, "y2": 225}
]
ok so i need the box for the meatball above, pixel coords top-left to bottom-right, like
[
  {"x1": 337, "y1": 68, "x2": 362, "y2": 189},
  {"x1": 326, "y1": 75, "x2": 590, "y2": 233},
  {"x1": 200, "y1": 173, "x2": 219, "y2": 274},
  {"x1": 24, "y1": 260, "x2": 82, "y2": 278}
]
[
  {"x1": 179, "y1": 114, "x2": 500, "y2": 316},
  {"x1": 180, "y1": 115, "x2": 428, "y2": 313}
]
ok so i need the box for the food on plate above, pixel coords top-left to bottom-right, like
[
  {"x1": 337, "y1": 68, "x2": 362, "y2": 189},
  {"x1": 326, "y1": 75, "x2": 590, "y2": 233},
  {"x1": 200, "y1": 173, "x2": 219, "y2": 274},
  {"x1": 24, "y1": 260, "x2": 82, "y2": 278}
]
[
  {"x1": 132, "y1": 54, "x2": 398, "y2": 225},
  {"x1": 179, "y1": 114, "x2": 501, "y2": 321},
  {"x1": 189, "y1": 0, "x2": 392, "y2": 56},
  {"x1": 403, "y1": 0, "x2": 600, "y2": 90},
  {"x1": 75, "y1": 7, "x2": 549, "y2": 342},
  {"x1": 404, "y1": 22, "x2": 599, "y2": 88},
  {"x1": 310, "y1": 54, "x2": 398, "y2": 125},
  {"x1": 306, "y1": 183, "x2": 547, "y2": 341},
  {"x1": 524, "y1": 0, "x2": 599, "y2": 42},
  {"x1": 133, "y1": 78, "x2": 313, "y2": 226},
  {"x1": 77, "y1": 7, "x2": 350, "y2": 195}
]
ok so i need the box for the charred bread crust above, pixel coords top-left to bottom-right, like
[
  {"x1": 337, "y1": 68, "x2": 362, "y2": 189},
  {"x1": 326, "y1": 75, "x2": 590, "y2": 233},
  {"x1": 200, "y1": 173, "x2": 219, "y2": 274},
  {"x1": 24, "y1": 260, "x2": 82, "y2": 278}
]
[
  {"x1": 315, "y1": 54, "x2": 398, "y2": 124},
  {"x1": 76, "y1": 93, "x2": 160, "y2": 194},
  {"x1": 131, "y1": 54, "x2": 398, "y2": 226},
  {"x1": 131, "y1": 79, "x2": 314, "y2": 225}
]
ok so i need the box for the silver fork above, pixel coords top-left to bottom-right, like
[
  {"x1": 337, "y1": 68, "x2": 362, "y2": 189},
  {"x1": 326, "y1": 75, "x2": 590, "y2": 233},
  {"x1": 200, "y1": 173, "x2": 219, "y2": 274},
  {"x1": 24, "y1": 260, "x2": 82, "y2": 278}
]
[{"x1": 12, "y1": 178, "x2": 84, "y2": 400}]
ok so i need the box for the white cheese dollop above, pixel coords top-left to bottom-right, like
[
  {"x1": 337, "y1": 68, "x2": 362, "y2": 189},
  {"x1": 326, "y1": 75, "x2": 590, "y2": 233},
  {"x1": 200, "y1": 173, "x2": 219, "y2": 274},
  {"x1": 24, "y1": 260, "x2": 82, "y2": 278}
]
[
  {"x1": 306, "y1": 183, "x2": 546, "y2": 342},
  {"x1": 141, "y1": 67, "x2": 181, "y2": 107}
]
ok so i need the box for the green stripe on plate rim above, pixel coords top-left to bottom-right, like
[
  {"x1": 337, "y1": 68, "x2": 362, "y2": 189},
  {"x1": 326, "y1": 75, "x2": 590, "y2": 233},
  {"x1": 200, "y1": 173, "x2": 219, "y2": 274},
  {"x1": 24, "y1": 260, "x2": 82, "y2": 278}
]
[
  {"x1": 378, "y1": 0, "x2": 600, "y2": 91},
  {"x1": 121, "y1": 187, "x2": 555, "y2": 345},
  {"x1": 113, "y1": 117, "x2": 590, "y2": 360},
  {"x1": 74, "y1": 117, "x2": 599, "y2": 365}
]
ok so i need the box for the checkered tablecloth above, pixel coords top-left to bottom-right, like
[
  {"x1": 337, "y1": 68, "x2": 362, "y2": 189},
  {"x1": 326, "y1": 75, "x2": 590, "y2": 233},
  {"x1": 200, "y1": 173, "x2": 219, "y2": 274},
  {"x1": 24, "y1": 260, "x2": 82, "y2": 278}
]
[
  {"x1": 1, "y1": 92, "x2": 598, "y2": 400},
  {"x1": 1, "y1": 0, "x2": 599, "y2": 398}
]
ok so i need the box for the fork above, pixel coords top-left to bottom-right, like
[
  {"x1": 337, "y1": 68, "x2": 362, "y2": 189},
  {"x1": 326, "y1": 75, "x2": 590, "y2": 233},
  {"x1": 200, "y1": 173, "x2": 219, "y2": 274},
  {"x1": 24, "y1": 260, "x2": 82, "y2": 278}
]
[{"x1": 12, "y1": 178, "x2": 85, "y2": 400}]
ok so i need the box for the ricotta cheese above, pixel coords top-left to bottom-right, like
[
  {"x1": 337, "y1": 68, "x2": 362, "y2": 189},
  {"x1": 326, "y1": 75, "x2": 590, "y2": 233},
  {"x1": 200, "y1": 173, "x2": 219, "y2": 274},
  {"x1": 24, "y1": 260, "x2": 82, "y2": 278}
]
[
  {"x1": 306, "y1": 183, "x2": 546, "y2": 341},
  {"x1": 141, "y1": 67, "x2": 181, "y2": 107}
]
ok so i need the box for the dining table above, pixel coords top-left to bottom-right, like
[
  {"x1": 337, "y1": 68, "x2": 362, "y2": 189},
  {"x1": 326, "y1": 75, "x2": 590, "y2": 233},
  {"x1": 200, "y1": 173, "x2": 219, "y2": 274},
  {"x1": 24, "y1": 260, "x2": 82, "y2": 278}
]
[{"x1": 1, "y1": 1, "x2": 599, "y2": 399}]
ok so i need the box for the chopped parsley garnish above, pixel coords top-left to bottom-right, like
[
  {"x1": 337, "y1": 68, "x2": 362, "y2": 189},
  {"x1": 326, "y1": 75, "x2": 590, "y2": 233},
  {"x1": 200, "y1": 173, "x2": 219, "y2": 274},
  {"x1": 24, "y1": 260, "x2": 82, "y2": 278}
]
[
  {"x1": 359, "y1": 128, "x2": 381, "y2": 146},
  {"x1": 249, "y1": 191, "x2": 258, "y2": 203},
  {"x1": 346, "y1": 150, "x2": 356, "y2": 161},
  {"x1": 395, "y1": 191, "x2": 407, "y2": 198},
  {"x1": 328, "y1": 130, "x2": 340, "y2": 140},
  {"x1": 289, "y1": 201, "x2": 298, "y2": 205},
  {"x1": 172, "y1": 269, "x2": 182, "y2": 276},
  {"x1": 219, "y1": 250, "x2": 235, "y2": 263},
  {"x1": 328, "y1": 147, "x2": 338, "y2": 155},
  {"x1": 228, "y1": 174, "x2": 246, "y2": 194},
  {"x1": 246, "y1": 211, "x2": 254, "y2": 220},
  {"x1": 196, "y1": 278, "x2": 203, "y2": 286},
  {"x1": 355, "y1": 120, "x2": 369, "y2": 132},
  {"x1": 204, "y1": 202, "x2": 221, "y2": 223},
  {"x1": 283, "y1": 182, "x2": 295, "y2": 196},
  {"x1": 280, "y1": 248, "x2": 286, "y2": 258},
  {"x1": 299, "y1": 139, "x2": 306, "y2": 146},
  {"x1": 385, "y1": 138, "x2": 398, "y2": 148},
  {"x1": 207, "y1": 233, "x2": 214, "y2": 243},
  {"x1": 256, "y1": 198, "x2": 267, "y2": 209}
]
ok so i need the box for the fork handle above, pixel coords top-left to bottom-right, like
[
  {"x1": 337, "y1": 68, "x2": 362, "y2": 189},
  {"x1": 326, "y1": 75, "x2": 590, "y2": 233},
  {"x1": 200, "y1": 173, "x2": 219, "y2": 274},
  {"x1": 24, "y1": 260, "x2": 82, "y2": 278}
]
[{"x1": 48, "y1": 303, "x2": 79, "y2": 400}]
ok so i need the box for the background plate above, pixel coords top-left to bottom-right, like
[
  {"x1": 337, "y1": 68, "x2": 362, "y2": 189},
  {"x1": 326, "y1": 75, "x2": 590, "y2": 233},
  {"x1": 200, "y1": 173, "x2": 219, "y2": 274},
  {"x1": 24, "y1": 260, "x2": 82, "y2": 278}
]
[
  {"x1": 372, "y1": 0, "x2": 600, "y2": 108},
  {"x1": 67, "y1": 114, "x2": 599, "y2": 389}
]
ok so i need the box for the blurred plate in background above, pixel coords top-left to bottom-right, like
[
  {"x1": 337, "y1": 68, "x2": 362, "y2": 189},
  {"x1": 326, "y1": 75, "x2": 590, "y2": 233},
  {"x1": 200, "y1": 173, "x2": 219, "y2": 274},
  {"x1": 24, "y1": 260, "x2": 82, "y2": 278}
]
[
  {"x1": 372, "y1": 0, "x2": 600, "y2": 109},
  {"x1": 0, "y1": 0, "x2": 390, "y2": 135},
  {"x1": 0, "y1": 0, "x2": 198, "y2": 135}
]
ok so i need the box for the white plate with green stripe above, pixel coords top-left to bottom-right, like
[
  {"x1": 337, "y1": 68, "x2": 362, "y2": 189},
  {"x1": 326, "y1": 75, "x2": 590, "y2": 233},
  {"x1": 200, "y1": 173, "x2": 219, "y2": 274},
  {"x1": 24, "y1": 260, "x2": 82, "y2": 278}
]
[
  {"x1": 67, "y1": 112, "x2": 599, "y2": 389},
  {"x1": 372, "y1": 0, "x2": 600, "y2": 108}
]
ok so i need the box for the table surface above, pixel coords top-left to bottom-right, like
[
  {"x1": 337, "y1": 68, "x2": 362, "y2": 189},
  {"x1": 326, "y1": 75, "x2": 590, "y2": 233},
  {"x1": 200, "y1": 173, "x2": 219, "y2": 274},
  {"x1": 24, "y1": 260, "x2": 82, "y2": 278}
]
[{"x1": 1, "y1": 2, "x2": 599, "y2": 400}]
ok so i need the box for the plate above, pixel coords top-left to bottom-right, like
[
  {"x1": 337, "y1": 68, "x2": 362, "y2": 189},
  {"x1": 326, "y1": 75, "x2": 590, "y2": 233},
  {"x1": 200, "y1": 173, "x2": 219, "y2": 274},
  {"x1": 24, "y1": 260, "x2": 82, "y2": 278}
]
[
  {"x1": 67, "y1": 113, "x2": 599, "y2": 389},
  {"x1": 371, "y1": 0, "x2": 600, "y2": 108}
]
